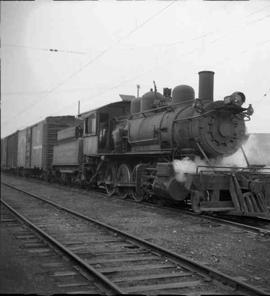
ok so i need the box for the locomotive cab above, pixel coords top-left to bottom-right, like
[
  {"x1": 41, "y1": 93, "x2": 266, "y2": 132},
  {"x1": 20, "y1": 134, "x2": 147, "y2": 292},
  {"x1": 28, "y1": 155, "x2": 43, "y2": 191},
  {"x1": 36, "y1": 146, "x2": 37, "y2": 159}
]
[{"x1": 81, "y1": 101, "x2": 130, "y2": 155}]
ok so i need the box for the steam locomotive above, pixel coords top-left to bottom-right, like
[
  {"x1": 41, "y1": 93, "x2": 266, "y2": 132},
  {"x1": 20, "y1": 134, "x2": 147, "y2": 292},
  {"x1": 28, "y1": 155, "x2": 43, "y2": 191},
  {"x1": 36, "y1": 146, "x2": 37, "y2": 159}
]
[{"x1": 2, "y1": 71, "x2": 269, "y2": 217}]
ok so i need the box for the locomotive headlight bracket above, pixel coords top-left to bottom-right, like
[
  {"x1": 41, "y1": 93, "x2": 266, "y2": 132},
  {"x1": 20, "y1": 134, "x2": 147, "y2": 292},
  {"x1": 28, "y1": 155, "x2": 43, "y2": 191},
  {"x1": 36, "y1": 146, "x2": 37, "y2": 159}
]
[
  {"x1": 246, "y1": 104, "x2": 254, "y2": 116},
  {"x1": 224, "y1": 91, "x2": 246, "y2": 106}
]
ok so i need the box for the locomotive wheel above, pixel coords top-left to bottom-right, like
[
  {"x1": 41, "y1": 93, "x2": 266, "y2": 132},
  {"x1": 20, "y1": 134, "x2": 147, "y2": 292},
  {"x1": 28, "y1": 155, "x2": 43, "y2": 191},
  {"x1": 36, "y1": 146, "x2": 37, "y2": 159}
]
[
  {"x1": 130, "y1": 165, "x2": 145, "y2": 202},
  {"x1": 116, "y1": 164, "x2": 133, "y2": 199},
  {"x1": 191, "y1": 190, "x2": 203, "y2": 214},
  {"x1": 104, "y1": 163, "x2": 117, "y2": 196}
]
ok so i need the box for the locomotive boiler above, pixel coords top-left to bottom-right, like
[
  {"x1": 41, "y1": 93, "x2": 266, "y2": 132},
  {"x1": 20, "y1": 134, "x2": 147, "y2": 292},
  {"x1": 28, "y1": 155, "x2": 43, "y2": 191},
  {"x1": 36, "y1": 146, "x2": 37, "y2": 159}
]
[{"x1": 126, "y1": 71, "x2": 248, "y2": 158}]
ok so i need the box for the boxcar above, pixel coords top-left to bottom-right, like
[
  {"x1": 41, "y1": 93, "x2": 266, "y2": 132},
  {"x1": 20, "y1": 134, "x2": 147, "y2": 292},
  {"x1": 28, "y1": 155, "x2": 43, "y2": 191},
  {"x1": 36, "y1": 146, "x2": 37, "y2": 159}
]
[
  {"x1": 30, "y1": 116, "x2": 76, "y2": 171},
  {"x1": 1, "y1": 137, "x2": 8, "y2": 168},
  {"x1": 17, "y1": 128, "x2": 31, "y2": 167},
  {"x1": 6, "y1": 131, "x2": 19, "y2": 169}
]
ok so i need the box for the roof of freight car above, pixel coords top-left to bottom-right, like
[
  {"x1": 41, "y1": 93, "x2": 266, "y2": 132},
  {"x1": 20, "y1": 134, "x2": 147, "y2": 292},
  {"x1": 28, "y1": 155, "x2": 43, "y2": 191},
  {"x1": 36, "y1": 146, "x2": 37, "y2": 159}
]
[
  {"x1": 1, "y1": 116, "x2": 75, "y2": 141},
  {"x1": 5, "y1": 130, "x2": 19, "y2": 139},
  {"x1": 78, "y1": 101, "x2": 130, "y2": 119},
  {"x1": 29, "y1": 115, "x2": 75, "y2": 127}
]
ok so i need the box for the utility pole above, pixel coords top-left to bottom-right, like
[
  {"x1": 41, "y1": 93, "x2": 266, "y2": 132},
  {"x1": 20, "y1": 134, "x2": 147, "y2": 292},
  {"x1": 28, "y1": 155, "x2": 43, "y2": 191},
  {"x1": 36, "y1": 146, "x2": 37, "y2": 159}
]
[
  {"x1": 136, "y1": 85, "x2": 140, "y2": 98},
  {"x1": 78, "y1": 100, "x2": 80, "y2": 116}
]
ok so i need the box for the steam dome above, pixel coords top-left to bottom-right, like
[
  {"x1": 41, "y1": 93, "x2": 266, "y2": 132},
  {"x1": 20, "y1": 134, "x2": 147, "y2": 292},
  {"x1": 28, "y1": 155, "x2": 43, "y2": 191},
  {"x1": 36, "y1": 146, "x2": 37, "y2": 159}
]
[
  {"x1": 141, "y1": 91, "x2": 163, "y2": 112},
  {"x1": 172, "y1": 85, "x2": 195, "y2": 104}
]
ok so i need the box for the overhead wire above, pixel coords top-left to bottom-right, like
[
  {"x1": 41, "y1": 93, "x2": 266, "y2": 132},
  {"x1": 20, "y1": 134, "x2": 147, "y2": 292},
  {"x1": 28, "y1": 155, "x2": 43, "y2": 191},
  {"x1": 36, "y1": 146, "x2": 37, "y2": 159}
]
[
  {"x1": 3, "y1": 2, "x2": 268, "y2": 97},
  {"x1": 49, "y1": 63, "x2": 161, "y2": 117},
  {"x1": 51, "y1": 34, "x2": 270, "y2": 117},
  {"x1": 47, "y1": 0, "x2": 177, "y2": 93},
  {"x1": 6, "y1": 16, "x2": 270, "y2": 126},
  {"x1": 2, "y1": 1, "x2": 177, "y2": 127},
  {"x1": 2, "y1": 86, "x2": 102, "y2": 96},
  {"x1": 3, "y1": 2, "x2": 270, "y2": 129},
  {"x1": 2, "y1": 43, "x2": 87, "y2": 55}
]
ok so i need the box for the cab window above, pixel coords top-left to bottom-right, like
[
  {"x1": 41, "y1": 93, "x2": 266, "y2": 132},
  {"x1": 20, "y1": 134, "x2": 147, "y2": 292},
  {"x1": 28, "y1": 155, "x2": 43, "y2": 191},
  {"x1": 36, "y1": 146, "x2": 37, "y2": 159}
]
[{"x1": 85, "y1": 113, "x2": 96, "y2": 135}]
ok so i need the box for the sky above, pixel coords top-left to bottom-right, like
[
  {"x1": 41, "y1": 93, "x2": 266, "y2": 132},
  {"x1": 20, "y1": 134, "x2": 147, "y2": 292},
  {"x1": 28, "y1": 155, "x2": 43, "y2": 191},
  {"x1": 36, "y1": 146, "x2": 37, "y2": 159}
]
[{"x1": 1, "y1": 0, "x2": 270, "y2": 138}]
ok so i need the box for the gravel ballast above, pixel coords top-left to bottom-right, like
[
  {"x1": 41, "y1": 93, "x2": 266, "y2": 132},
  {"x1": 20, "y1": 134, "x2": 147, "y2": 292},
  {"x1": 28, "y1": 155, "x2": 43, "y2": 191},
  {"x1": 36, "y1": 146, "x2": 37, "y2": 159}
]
[{"x1": 2, "y1": 174, "x2": 270, "y2": 292}]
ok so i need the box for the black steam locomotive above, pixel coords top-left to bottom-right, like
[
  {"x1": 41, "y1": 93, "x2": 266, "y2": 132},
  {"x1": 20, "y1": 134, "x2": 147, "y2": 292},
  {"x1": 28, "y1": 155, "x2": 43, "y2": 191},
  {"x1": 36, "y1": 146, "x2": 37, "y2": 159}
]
[
  {"x1": 2, "y1": 71, "x2": 269, "y2": 217},
  {"x1": 51, "y1": 71, "x2": 269, "y2": 217}
]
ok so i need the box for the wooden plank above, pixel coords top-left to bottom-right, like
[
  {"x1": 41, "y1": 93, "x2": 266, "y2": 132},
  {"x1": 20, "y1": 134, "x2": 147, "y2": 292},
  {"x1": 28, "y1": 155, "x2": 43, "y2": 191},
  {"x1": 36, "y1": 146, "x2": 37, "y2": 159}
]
[
  {"x1": 81, "y1": 250, "x2": 149, "y2": 257},
  {"x1": 113, "y1": 272, "x2": 193, "y2": 283},
  {"x1": 87, "y1": 255, "x2": 158, "y2": 264},
  {"x1": 74, "y1": 243, "x2": 135, "y2": 254},
  {"x1": 66, "y1": 291, "x2": 97, "y2": 294},
  {"x1": 200, "y1": 207, "x2": 234, "y2": 212},
  {"x1": 52, "y1": 271, "x2": 77, "y2": 276},
  {"x1": 1, "y1": 219, "x2": 16, "y2": 222},
  {"x1": 68, "y1": 238, "x2": 122, "y2": 246},
  {"x1": 15, "y1": 234, "x2": 36, "y2": 239},
  {"x1": 57, "y1": 282, "x2": 90, "y2": 288},
  {"x1": 27, "y1": 248, "x2": 51, "y2": 253},
  {"x1": 98, "y1": 263, "x2": 174, "y2": 273},
  {"x1": 124, "y1": 280, "x2": 202, "y2": 293},
  {"x1": 23, "y1": 242, "x2": 45, "y2": 248},
  {"x1": 42, "y1": 262, "x2": 66, "y2": 268}
]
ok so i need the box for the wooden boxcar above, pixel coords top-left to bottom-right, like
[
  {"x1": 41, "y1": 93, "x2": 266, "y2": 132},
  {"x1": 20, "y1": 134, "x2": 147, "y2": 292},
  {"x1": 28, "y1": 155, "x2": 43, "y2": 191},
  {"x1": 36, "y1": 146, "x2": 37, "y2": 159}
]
[
  {"x1": 6, "y1": 131, "x2": 19, "y2": 169},
  {"x1": 1, "y1": 137, "x2": 8, "y2": 168},
  {"x1": 17, "y1": 127, "x2": 32, "y2": 169},
  {"x1": 2, "y1": 116, "x2": 76, "y2": 174},
  {"x1": 29, "y1": 116, "x2": 76, "y2": 171}
]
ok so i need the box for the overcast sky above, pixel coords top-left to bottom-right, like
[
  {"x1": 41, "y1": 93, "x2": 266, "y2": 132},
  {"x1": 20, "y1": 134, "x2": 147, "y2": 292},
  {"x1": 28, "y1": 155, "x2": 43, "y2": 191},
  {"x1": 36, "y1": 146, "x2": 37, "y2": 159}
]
[{"x1": 1, "y1": 0, "x2": 270, "y2": 138}]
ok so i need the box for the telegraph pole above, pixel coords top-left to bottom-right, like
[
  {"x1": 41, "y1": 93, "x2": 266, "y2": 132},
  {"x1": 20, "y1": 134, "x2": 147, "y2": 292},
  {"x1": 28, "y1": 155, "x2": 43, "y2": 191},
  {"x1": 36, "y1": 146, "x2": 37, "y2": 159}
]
[
  {"x1": 136, "y1": 85, "x2": 140, "y2": 98},
  {"x1": 78, "y1": 100, "x2": 80, "y2": 116}
]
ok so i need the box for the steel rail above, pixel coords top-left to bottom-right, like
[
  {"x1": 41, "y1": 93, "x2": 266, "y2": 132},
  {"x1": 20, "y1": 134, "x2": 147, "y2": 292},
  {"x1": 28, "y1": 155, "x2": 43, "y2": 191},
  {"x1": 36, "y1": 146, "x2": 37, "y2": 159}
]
[
  {"x1": 0, "y1": 199, "x2": 123, "y2": 295},
  {"x1": 97, "y1": 188, "x2": 270, "y2": 235},
  {"x1": 110, "y1": 192, "x2": 270, "y2": 235},
  {"x1": 2, "y1": 181, "x2": 268, "y2": 296},
  {"x1": 198, "y1": 213, "x2": 270, "y2": 235},
  {"x1": 92, "y1": 186, "x2": 270, "y2": 236},
  {"x1": 3, "y1": 174, "x2": 270, "y2": 235}
]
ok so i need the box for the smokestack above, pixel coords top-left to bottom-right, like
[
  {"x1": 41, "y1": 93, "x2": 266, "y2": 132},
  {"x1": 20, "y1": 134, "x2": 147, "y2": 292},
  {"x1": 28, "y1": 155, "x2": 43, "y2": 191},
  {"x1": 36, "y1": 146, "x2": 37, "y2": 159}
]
[{"x1": 198, "y1": 71, "x2": 215, "y2": 102}]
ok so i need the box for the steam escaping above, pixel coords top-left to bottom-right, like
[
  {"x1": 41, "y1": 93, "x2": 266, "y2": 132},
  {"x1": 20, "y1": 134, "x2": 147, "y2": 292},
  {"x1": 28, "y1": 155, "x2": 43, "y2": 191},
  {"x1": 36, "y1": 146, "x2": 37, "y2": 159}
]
[
  {"x1": 173, "y1": 155, "x2": 245, "y2": 184},
  {"x1": 173, "y1": 133, "x2": 270, "y2": 183},
  {"x1": 241, "y1": 133, "x2": 270, "y2": 165},
  {"x1": 173, "y1": 157, "x2": 208, "y2": 182}
]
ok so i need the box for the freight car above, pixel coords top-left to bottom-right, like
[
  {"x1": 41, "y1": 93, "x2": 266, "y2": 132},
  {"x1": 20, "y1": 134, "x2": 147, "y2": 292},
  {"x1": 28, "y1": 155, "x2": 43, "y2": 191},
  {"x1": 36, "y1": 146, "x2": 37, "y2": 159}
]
[
  {"x1": 1, "y1": 137, "x2": 8, "y2": 169},
  {"x1": 51, "y1": 71, "x2": 270, "y2": 217},
  {"x1": 6, "y1": 131, "x2": 19, "y2": 172},
  {"x1": 2, "y1": 116, "x2": 76, "y2": 178}
]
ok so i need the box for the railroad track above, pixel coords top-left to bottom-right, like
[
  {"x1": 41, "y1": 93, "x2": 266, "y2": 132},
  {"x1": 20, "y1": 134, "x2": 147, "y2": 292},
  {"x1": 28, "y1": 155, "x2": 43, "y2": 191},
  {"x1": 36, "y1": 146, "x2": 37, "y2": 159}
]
[
  {"x1": 0, "y1": 204, "x2": 109, "y2": 294},
  {"x1": 1, "y1": 182, "x2": 268, "y2": 295},
  {"x1": 2, "y1": 174, "x2": 270, "y2": 236}
]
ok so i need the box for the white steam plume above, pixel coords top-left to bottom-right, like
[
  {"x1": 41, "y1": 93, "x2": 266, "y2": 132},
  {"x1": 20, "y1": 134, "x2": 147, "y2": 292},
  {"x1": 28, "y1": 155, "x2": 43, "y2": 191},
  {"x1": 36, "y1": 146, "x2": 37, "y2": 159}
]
[
  {"x1": 173, "y1": 133, "x2": 270, "y2": 183},
  {"x1": 173, "y1": 157, "x2": 208, "y2": 183}
]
